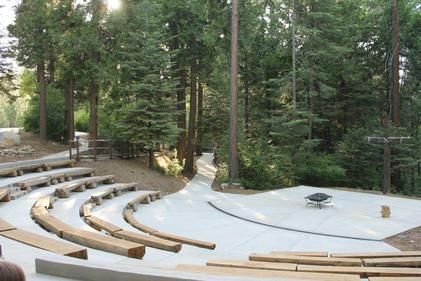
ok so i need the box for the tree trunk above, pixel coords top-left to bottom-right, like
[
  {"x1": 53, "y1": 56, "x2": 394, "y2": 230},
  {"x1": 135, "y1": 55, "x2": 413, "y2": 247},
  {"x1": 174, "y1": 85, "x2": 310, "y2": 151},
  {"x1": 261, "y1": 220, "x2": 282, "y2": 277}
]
[
  {"x1": 149, "y1": 148, "x2": 154, "y2": 169},
  {"x1": 195, "y1": 83, "x2": 204, "y2": 156},
  {"x1": 391, "y1": 0, "x2": 400, "y2": 126},
  {"x1": 229, "y1": 0, "x2": 240, "y2": 182},
  {"x1": 89, "y1": 80, "x2": 99, "y2": 141},
  {"x1": 291, "y1": 0, "x2": 296, "y2": 109},
  {"x1": 64, "y1": 79, "x2": 75, "y2": 144},
  {"x1": 37, "y1": 61, "x2": 47, "y2": 142},
  {"x1": 244, "y1": 76, "x2": 250, "y2": 137},
  {"x1": 48, "y1": 57, "x2": 56, "y2": 84},
  {"x1": 177, "y1": 68, "x2": 187, "y2": 163},
  {"x1": 184, "y1": 63, "x2": 197, "y2": 176}
]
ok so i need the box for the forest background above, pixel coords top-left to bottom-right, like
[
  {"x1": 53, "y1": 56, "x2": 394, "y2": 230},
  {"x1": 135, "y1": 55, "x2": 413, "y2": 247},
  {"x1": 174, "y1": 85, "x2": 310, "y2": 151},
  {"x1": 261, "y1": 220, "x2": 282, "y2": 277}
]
[{"x1": 0, "y1": 0, "x2": 420, "y2": 195}]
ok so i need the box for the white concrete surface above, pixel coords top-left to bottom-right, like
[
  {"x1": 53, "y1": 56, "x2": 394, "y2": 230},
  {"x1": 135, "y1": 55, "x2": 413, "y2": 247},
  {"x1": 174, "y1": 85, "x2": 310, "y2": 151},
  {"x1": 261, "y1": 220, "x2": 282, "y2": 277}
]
[{"x1": 0, "y1": 152, "x2": 419, "y2": 281}]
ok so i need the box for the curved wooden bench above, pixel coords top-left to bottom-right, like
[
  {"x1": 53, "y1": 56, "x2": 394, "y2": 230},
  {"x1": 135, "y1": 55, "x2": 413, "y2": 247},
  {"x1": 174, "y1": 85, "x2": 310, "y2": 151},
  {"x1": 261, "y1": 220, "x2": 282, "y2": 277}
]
[
  {"x1": 84, "y1": 215, "x2": 182, "y2": 253},
  {"x1": 369, "y1": 277, "x2": 421, "y2": 281},
  {"x1": 0, "y1": 218, "x2": 86, "y2": 259},
  {"x1": 112, "y1": 182, "x2": 140, "y2": 196},
  {"x1": 363, "y1": 257, "x2": 421, "y2": 267},
  {"x1": 31, "y1": 196, "x2": 145, "y2": 259},
  {"x1": 297, "y1": 264, "x2": 421, "y2": 278},
  {"x1": 207, "y1": 259, "x2": 297, "y2": 271},
  {"x1": 249, "y1": 253, "x2": 362, "y2": 266},
  {"x1": 176, "y1": 264, "x2": 360, "y2": 281},
  {"x1": 55, "y1": 175, "x2": 115, "y2": 198},
  {"x1": 15, "y1": 176, "x2": 51, "y2": 191},
  {"x1": 49, "y1": 168, "x2": 95, "y2": 184},
  {"x1": 270, "y1": 251, "x2": 329, "y2": 257},
  {"x1": 124, "y1": 194, "x2": 216, "y2": 250},
  {"x1": 0, "y1": 167, "x2": 18, "y2": 177},
  {"x1": 0, "y1": 188, "x2": 11, "y2": 202},
  {"x1": 331, "y1": 251, "x2": 421, "y2": 259}
]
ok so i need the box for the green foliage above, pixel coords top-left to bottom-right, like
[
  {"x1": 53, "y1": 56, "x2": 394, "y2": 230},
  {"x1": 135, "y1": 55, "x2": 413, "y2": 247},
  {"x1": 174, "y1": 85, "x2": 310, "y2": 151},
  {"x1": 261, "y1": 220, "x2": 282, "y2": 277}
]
[
  {"x1": 24, "y1": 86, "x2": 64, "y2": 141},
  {"x1": 74, "y1": 109, "x2": 89, "y2": 132}
]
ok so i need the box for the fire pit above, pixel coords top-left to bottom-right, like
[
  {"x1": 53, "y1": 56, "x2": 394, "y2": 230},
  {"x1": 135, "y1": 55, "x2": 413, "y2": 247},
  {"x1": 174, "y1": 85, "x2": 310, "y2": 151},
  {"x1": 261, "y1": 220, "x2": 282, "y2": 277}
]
[{"x1": 305, "y1": 193, "x2": 333, "y2": 209}]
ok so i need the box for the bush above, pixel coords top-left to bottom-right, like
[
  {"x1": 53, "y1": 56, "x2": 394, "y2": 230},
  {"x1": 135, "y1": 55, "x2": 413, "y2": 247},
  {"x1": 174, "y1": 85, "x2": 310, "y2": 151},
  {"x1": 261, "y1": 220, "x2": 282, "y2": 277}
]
[
  {"x1": 24, "y1": 86, "x2": 64, "y2": 141},
  {"x1": 75, "y1": 109, "x2": 89, "y2": 132}
]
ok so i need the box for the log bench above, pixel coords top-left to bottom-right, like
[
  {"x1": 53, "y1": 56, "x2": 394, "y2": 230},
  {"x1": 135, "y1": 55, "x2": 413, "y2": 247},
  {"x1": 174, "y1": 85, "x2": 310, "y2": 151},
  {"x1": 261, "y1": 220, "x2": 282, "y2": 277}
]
[
  {"x1": 42, "y1": 159, "x2": 76, "y2": 171},
  {"x1": 126, "y1": 191, "x2": 161, "y2": 211},
  {"x1": 270, "y1": 251, "x2": 329, "y2": 257},
  {"x1": 90, "y1": 188, "x2": 115, "y2": 205},
  {"x1": 175, "y1": 264, "x2": 360, "y2": 281},
  {"x1": 62, "y1": 168, "x2": 95, "y2": 182},
  {"x1": 55, "y1": 175, "x2": 115, "y2": 198},
  {"x1": 369, "y1": 277, "x2": 421, "y2": 281},
  {"x1": 0, "y1": 188, "x2": 10, "y2": 202},
  {"x1": 330, "y1": 251, "x2": 421, "y2": 259},
  {"x1": 62, "y1": 228, "x2": 145, "y2": 259},
  {"x1": 122, "y1": 208, "x2": 158, "y2": 234},
  {"x1": 0, "y1": 228, "x2": 87, "y2": 259},
  {"x1": 363, "y1": 257, "x2": 421, "y2": 267},
  {"x1": 152, "y1": 231, "x2": 216, "y2": 250},
  {"x1": 33, "y1": 195, "x2": 54, "y2": 209},
  {"x1": 15, "y1": 176, "x2": 51, "y2": 191},
  {"x1": 0, "y1": 218, "x2": 86, "y2": 259},
  {"x1": 79, "y1": 203, "x2": 93, "y2": 217},
  {"x1": 249, "y1": 253, "x2": 362, "y2": 266},
  {"x1": 84, "y1": 215, "x2": 182, "y2": 253},
  {"x1": 297, "y1": 264, "x2": 421, "y2": 278},
  {"x1": 0, "y1": 168, "x2": 18, "y2": 177},
  {"x1": 111, "y1": 182, "x2": 140, "y2": 196},
  {"x1": 206, "y1": 259, "x2": 297, "y2": 271}
]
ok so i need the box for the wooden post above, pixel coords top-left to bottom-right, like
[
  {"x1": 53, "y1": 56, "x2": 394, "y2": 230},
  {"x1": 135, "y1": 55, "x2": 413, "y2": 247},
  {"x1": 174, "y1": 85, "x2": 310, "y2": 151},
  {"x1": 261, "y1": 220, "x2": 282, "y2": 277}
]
[
  {"x1": 93, "y1": 140, "x2": 97, "y2": 161},
  {"x1": 69, "y1": 141, "x2": 73, "y2": 160},
  {"x1": 76, "y1": 137, "x2": 80, "y2": 162}
]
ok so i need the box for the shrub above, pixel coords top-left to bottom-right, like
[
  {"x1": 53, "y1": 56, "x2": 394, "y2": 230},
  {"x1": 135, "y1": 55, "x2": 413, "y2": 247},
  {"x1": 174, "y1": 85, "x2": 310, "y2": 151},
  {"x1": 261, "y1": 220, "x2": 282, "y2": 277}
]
[{"x1": 24, "y1": 86, "x2": 64, "y2": 141}]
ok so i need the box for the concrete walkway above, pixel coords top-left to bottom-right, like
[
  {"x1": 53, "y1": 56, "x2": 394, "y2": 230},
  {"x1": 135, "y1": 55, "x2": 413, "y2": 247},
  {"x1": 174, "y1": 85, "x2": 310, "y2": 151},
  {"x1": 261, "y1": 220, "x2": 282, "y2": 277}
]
[{"x1": 1, "y1": 152, "x2": 418, "y2": 281}]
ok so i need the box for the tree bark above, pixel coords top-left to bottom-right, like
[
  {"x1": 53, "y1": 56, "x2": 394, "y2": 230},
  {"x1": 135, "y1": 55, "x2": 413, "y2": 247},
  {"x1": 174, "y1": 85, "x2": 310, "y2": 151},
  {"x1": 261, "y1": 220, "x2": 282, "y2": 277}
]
[
  {"x1": 244, "y1": 78, "x2": 250, "y2": 137},
  {"x1": 64, "y1": 79, "x2": 75, "y2": 144},
  {"x1": 89, "y1": 80, "x2": 99, "y2": 141},
  {"x1": 391, "y1": 0, "x2": 400, "y2": 126},
  {"x1": 37, "y1": 61, "x2": 47, "y2": 142},
  {"x1": 184, "y1": 63, "x2": 197, "y2": 176},
  {"x1": 196, "y1": 83, "x2": 204, "y2": 156},
  {"x1": 229, "y1": 0, "x2": 240, "y2": 182},
  {"x1": 177, "y1": 68, "x2": 187, "y2": 163}
]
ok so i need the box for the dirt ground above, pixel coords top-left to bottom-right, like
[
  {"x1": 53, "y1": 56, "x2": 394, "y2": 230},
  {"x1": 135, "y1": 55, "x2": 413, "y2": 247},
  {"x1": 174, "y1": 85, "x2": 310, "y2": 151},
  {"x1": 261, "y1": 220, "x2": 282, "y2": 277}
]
[
  {"x1": 0, "y1": 132, "x2": 68, "y2": 163},
  {"x1": 77, "y1": 157, "x2": 188, "y2": 195},
  {"x1": 385, "y1": 227, "x2": 421, "y2": 251}
]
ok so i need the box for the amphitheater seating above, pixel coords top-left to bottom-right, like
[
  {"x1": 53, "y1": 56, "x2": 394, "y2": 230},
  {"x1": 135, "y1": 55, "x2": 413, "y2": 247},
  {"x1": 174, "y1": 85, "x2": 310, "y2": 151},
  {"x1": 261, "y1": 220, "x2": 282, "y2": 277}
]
[
  {"x1": 330, "y1": 251, "x2": 421, "y2": 258},
  {"x1": 0, "y1": 168, "x2": 18, "y2": 177},
  {"x1": 0, "y1": 218, "x2": 86, "y2": 259},
  {"x1": 55, "y1": 175, "x2": 115, "y2": 198},
  {"x1": 249, "y1": 253, "x2": 363, "y2": 266},
  {"x1": 362, "y1": 257, "x2": 421, "y2": 267},
  {"x1": 297, "y1": 265, "x2": 421, "y2": 278},
  {"x1": 369, "y1": 277, "x2": 421, "y2": 281},
  {"x1": 126, "y1": 191, "x2": 161, "y2": 211},
  {"x1": 16, "y1": 176, "x2": 51, "y2": 191},
  {"x1": 123, "y1": 208, "x2": 158, "y2": 234},
  {"x1": 206, "y1": 259, "x2": 297, "y2": 271},
  {"x1": 41, "y1": 159, "x2": 76, "y2": 171},
  {"x1": 0, "y1": 188, "x2": 10, "y2": 202},
  {"x1": 270, "y1": 251, "x2": 329, "y2": 257}
]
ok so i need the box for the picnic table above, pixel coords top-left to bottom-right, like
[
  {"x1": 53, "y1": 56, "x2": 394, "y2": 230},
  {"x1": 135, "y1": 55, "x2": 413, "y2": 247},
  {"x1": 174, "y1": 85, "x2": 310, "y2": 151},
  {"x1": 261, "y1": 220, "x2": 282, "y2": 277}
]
[{"x1": 305, "y1": 193, "x2": 333, "y2": 209}]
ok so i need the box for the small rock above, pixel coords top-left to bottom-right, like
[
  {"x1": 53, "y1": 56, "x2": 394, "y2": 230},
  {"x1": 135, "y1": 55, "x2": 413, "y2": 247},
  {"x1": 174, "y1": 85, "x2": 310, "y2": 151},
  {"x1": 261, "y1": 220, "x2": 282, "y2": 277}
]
[{"x1": 0, "y1": 132, "x2": 21, "y2": 146}]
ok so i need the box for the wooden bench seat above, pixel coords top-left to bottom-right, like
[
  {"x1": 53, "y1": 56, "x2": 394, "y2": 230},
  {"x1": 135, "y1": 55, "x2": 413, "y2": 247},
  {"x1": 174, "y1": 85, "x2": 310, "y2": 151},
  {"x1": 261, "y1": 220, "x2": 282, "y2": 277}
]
[
  {"x1": 0, "y1": 228, "x2": 87, "y2": 259},
  {"x1": 0, "y1": 168, "x2": 18, "y2": 177},
  {"x1": 111, "y1": 182, "x2": 140, "y2": 196},
  {"x1": 297, "y1": 264, "x2": 421, "y2": 278},
  {"x1": 152, "y1": 231, "x2": 216, "y2": 250},
  {"x1": 33, "y1": 195, "x2": 54, "y2": 209},
  {"x1": 42, "y1": 159, "x2": 76, "y2": 171},
  {"x1": 113, "y1": 229, "x2": 182, "y2": 253},
  {"x1": 34, "y1": 214, "x2": 75, "y2": 237},
  {"x1": 0, "y1": 188, "x2": 10, "y2": 202},
  {"x1": 363, "y1": 257, "x2": 421, "y2": 267},
  {"x1": 55, "y1": 175, "x2": 115, "y2": 198},
  {"x1": 123, "y1": 209, "x2": 158, "y2": 234},
  {"x1": 127, "y1": 191, "x2": 161, "y2": 211},
  {"x1": 16, "y1": 176, "x2": 51, "y2": 191},
  {"x1": 85, "y1": 216, "x2": 122, "y2": 234},
  {"x1": 206, "y1": 259, "x2": 297, "y2": 271},
  {"x1": 175, "y1": 264, "x2": 360, "y2": 281},
  {"x1": 249, "y1": 253, "x2": 362, "y2": 266},
  {"x1": 62, "y1": 228, "x2": 145, "y2": 259},
  {"x1": 331, "y1": 251, "x2": 421, "y2": 259},
  {"x1": 369, "y1": 277, "x2": 421, "y2": 281},
  {"x1": 270, "y1": 251, "x2": 329, "y2": 257},
  {"x1": 0, "y1": 218, "x2": 17, "y2": 232},
  {"x1": 79, "y1": 203, "x2": 93, "y2": 217},
  {"x1": 63, "y1": 168, "x2": 95, "y2": 181},
  {"x1": 15, "y1": 162, "x2": 45, "y2": 174}
]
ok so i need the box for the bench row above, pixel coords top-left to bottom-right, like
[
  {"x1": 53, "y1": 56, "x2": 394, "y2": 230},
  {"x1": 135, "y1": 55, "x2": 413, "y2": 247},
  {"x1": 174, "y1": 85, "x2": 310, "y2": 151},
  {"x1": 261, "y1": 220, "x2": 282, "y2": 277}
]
[{"x1": 0, "y1": 159, "x2": 76, "y2": 177}]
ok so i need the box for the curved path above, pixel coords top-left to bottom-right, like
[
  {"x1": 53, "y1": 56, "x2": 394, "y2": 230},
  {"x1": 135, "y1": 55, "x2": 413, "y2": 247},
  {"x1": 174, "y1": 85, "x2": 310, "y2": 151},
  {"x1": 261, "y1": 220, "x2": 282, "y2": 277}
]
[{"x1": 0, "y1": 152, "x2": 413, "y2": 281}]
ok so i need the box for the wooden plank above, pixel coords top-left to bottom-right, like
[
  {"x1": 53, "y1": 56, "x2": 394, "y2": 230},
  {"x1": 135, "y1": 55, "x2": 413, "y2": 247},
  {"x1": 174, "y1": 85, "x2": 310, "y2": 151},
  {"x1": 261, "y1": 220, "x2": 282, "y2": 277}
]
[
  {"x1": 249, "y1": 254, "x2": 362, "y2": 266},
  {"x1": 0, "y1": 218, "x2": 16, "y2": 232},
  {"x1": 127, "y1": 193, "x2": 152, "y2": 210},
  {"x1": 206, "y1": 259, "x2": 297, "y2": 271},
  {"x1": 153, "y1": 231, "x2": 216, "y2": 250},
  {"x1": 270, "y1": 251, "x2": 329, "y2": 257},
  {"x1": 85, "y1": 216, "x2": 122, "y2": 234},
  {"x1": 64, "y1": 168, "x2": 95, "y2": 179},
  {"x1": 80, "y1": 203, "x2": 92, "y2": 217},
  {"x1": 298, "y1": 264, "x2": 421, "y2": 278},
  {"x1": 369, "y1": 277, "x2": 421, "y2": 281},
  {"x1": 175, "y1": 264, "x2": 360, "y2": 281},
  {"x1": 33, "y1": 214, "x2": 75, "y2": 237},
  {"x1": 122, "y1": 208, "x2": 158, "y2": 234},
  {"x1": 331, "y1": 251, "x2": 421, "y2": 259},
  {"x1": 15, "y1": 163, "x2": 44, "y2": 172},
  {"x1": 112, "y1": 183, "x2": 139, "y2": 195},
  {"x1": 113, "y1": 229, "x2": 182, "y2": 253},
  {"x1": 43, "y1": 159, "x2": 76, "y2": 170},
  {"x1": 62, "y1": 228, "x2": 145, "y2": 259},
  {"x1": 31, "y1": 206, "x2": 49, "y2": 217},
  {"x1": 0, "y1": 229, "x2": 87, "y2": 259},
  {"x1": 363, "y1": 257, "x2": 421, "y2": 267},
  {"x1": 16, "y1": 176, "x2": 51, "y2": 189},
  {"x1": 0, "y1": 188, "x2": 10, "y2": 202},
  {"x1": 0, "y1": 168, "x2": 17, "y2": 177},
  {"x1": 33, "y1": 196, "x2": 53, "y2": 209}
]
